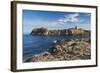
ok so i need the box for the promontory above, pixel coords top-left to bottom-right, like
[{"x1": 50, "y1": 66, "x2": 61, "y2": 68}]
[{"x1": 30, "y1": 26, "x2": 90, "y2": 36}]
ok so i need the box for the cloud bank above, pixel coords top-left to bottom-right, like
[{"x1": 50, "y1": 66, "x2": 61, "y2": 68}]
[{"x1": 57, "y1": 13, "x2": 80, "y2": 24}]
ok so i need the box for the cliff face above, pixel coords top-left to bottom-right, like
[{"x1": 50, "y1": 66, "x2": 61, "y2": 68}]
[
  {"x1": 31, "y1": 27, "x2": 90, "y2": 36},
  {"x1": 31, "y1": 28, "x2": 49, "y2": 35}
]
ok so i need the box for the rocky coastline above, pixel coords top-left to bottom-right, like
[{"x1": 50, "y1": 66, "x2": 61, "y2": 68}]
[
  {"x1": 25, "y1": 38, "x2": 91, "y2": 62},
  {"x1": 24, "y1": 27, "x2": 91, "y2": 62}
]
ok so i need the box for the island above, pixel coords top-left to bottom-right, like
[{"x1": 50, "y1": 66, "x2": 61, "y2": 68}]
[{"x1": 31, "y1": 26, "x2": 90, "y2": 36}]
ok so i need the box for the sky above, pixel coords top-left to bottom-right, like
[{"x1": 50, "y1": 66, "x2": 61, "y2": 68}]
[{"x1": 23, "y1": 10, "x2": 91, "y2": 34}]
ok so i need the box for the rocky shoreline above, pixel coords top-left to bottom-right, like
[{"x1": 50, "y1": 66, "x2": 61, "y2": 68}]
[{"x1": 25, "y1": 39, "x2": 91, "y2": 62}]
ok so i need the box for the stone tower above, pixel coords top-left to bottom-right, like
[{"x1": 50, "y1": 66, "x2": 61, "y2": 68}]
[{"x1": 75, "y1": 26, "x2": 78, "y2": 29}]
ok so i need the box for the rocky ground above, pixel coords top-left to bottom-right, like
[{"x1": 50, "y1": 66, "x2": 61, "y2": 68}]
[{"x1": 25, "y1": 39, "x2": 91, "y2": 62}]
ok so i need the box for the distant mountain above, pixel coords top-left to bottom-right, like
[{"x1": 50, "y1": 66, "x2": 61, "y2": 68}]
[{"x1": 31, "y1": 27, "x2": 90, "y2": 36}]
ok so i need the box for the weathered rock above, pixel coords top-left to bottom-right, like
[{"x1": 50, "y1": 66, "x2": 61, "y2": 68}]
[
  {"x1": 25, "y1": 39, "x2": 91, "y2": 62},
  {"x1": 31, "y1": 27, "x2": 90, "y2": 36}
]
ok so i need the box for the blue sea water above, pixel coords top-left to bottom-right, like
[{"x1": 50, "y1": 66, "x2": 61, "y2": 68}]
[{"x1": 23, "y1": 34, "x2": 89, "y2": 61}]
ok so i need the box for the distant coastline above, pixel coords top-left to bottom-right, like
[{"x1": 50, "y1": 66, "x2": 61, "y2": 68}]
[{"x1": 30, "y1": 26, "x2": 90, "y2": 36}]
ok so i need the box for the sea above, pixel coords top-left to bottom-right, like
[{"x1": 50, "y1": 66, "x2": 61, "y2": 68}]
[{"x1": 23, "y1": 34, "x2": 90, "y2": 61}]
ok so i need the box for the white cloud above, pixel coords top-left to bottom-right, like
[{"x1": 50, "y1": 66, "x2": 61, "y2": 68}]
[
  {"x1": 57, "y1": 19, "x2": 66, "y2": 24},
  {"x1": 57, "y1": 13, "x2": 81, "y2": 24},
  {"x1": 65, "y1": 13, "x2": 79, "y2": 22}
]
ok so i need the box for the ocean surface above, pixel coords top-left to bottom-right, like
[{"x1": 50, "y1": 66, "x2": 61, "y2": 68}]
[{"x1": 23, "y1": 34, "x2": 89, "y2": 61}]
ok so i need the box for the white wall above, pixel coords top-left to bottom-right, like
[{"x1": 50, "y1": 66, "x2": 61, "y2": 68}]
[{"x1": 0, "y1": 0, "x2": 99, "y2": 73}]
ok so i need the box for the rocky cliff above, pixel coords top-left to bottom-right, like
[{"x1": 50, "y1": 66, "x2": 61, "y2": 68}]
[{"x1": 31, "y1": 27, "x2": 90, "y2": 36}]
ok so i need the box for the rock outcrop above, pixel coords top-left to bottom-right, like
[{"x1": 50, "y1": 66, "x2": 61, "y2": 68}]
[
  {"x1": 25, "y1": 39, "x2": 91, "y2": 62},
  {"x1": 31, "y1": 27, "x2": 90, "y2": 36}
]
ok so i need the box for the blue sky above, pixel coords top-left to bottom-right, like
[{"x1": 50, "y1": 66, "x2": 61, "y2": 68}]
[{"x1": 23, "y1": 10, "x2": 91, "y2": 34}]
